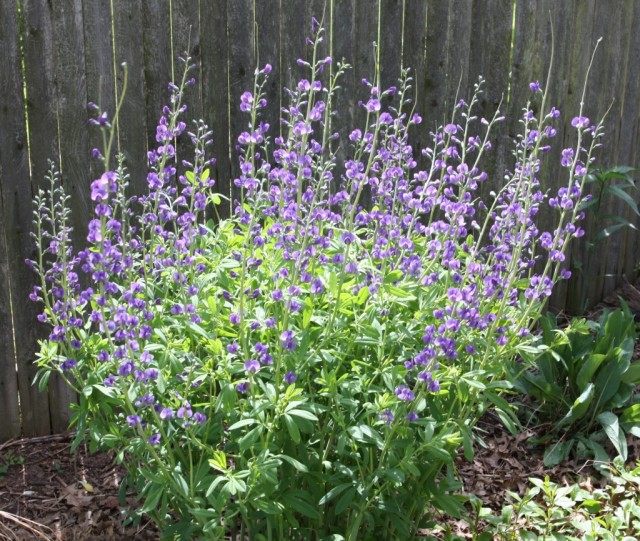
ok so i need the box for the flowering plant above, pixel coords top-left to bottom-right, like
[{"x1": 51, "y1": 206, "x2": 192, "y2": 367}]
[{"x1": 29, "y1": 23, "x2": 602, "y2": 540}]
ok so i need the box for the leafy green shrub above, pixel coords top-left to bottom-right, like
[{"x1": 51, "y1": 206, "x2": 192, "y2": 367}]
[
  {"x1": 567, "y1": 166, "x2": 637, "y2": 312},
  {"x1": 514, "y1": 306, "x2": 640, "y2": 465},
  {"x1": 480, "y1": 459, "x2": 640, "y2": 540},
  {"x1": 29, "y1": 24, "x2": 603, "y2": 540}
]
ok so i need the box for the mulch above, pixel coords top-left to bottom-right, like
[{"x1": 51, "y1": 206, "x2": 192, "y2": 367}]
[{"x1": 0, "y1": 434, "x2": 157, "y2": 540}]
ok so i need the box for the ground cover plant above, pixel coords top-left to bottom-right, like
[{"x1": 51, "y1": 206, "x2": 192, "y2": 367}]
[
  {"x1": 479, "y1": 458, "x2": 640, "y2": 540},
  {"x1": 514, "y1": 305, "x2": 640, "y2": 467},
  {"x1": 28, "y1": 21, "x2": 605, "y2": 540}
]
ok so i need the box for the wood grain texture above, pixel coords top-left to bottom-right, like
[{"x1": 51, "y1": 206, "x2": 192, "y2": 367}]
[
  {"x1": 200, "y1": 0, "x2": 231, "y2": 217},
  {"x1": 0, "y1": 2, "x2": 52, "y2": 435},
  {"x1": 142, "y1": 0, "x2": 172, "y2": 156},
  {"x1": 227, "y1": 0, "x2": 256, "y2": 198},
  {"x1": 0, "y1": 0, "x2": 25, "y2": 440},
  {"x1": 112, "y1": 0, "x2": 148, "y2": 194},
  {"x1": 82, "y1": 0, "x2": 116, "y2": 178}
]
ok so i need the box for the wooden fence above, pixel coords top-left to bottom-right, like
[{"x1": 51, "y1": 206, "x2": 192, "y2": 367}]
[{"x1": 1, "y1": 0, "x2": 639, "y2": 440}]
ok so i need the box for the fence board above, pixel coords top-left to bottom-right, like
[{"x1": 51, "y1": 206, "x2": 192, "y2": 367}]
[
  {"x1": 142, "y1": 1, "x2": 172, "y2": 158},
  {"x1": 49, "y1": 0, "x2": 89, "y2": 432},
  {"x1": 200, "y1": 0, "x2": 231, "y2": 217},
  {"x1": 4, "y1": 0, "x2": 53, "y2": 436},
  {"x1": 0, "y1": 0, "x2": 24, "y2": 441},
  {"x1": 254, "y1": 0, "x2": 281, "y2": 156},
  {"x1": 82, "y1": 0, "x2": 116, "y2": 178},
  {"x1": 402, "y1": 0, "x2": 428, "y2": 164},
  {"x1": 112, "y1": 0, "x2": 148, "y2": 194},
  {"x1": 227, "y1": 0, "x2": 256, "y2": 197}
]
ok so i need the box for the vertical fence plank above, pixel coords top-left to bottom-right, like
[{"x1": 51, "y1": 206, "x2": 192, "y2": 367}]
[
  {"x1": 5, "y1": 0, "x2": 53, "y2": 436},
  {"x1": 48, "y1": 0, "x2": 89, "y2": 431},
  {"x1": 200, "y1": 0, "x2": 231, "y2": 217},
  {"x1": 254, "y1": 0, "x2": 282, "y2": 156},
  {"x1": 507, "y1": 0, "x2": 578, "y2": 311},
  {"x1": 0, "y1": 0, "x2": 25, "y2": 440},
  {"x1": 142, "y1": 1, "x2": 171, "y2": 159},
  {"x1": 82, "y1": 0, "x2": 115, "y2": 178},
  {"x1": 329, "y1": 0, "x2": 355, "y2": 179},
  {"x1": 589, "y1": 1, "x2": 634, "y2": 303},
  {"x1": 468, "y1": 0, "x2": 513, "y2": 194},
  {"x1": 170, "y1": 0, "x2": 203, "y2": 180},
  {"x1": 379, "y1": 0, "x2": 403, "y2": 92},
  {"x1": 618, "y1": 0, "x2": 640, "y2": 282},
  {"x1": 402, "y1": 0, "x2": 428, "y2": 168},
  {"x1": 227, "y1": 0, "x2": 255, "y2": 196},
  {"x1": 112, "y1": 0, "x2": 148, "y2": 194},
  {"x1": 171, "y1": 0, "x2": 203, "y2": 120},
  {"x1": 423, "y1": 1, "x2": 472, "y2": 131}
]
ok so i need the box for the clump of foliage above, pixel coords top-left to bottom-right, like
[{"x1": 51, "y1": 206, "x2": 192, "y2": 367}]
[
  {"x1": 29, "y1": 22, "x2": 603, "y2": 539},
  {"x1": 514, "y1": 306, "x2": 640, "y2": 466},
  {"x1": 479, "y1": 459, "x2": 640, "y2": 540},
  {"x1": 568, "y1": 166, "x2": 637, "y2": 312}
]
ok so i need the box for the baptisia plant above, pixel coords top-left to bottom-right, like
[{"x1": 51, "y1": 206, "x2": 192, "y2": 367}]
[{"x1": 29, "y1": 22, "x2": 603, "y2": 540}]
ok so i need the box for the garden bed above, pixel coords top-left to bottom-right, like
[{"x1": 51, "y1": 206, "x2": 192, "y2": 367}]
[
  {"x1": 3, "y1": 416, "x2": 638, "y2": 540},
  {"x1": 0, "y1": 434, "x2": 157, "y2": 540},
  {"x1": 3, "y1": 281, "x2": 640, "y2": 540}
]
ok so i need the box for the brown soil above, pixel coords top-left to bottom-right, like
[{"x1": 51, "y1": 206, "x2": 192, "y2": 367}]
[{"x1": 0, "y1": 433, "x2": 157, "y2": 540}]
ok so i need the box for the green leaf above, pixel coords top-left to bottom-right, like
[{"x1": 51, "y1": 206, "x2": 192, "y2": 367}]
[
  {"x1": 278, "y1": 454, "x2": 308, "y2": 472},
  {"x1": 173, "y1": 472, "x2": 189, "y2": 498},
  {"x1": 318, "y1": 483, "x2": 352, "y2": 506},
  {"x1": 607, "y1": 184, "x2": 640, "y2": 216},
  {"x1": 208, "y1": 450, "x2": 227, "y2": 473},
  {"x1": 621, "y1": 362, "x2": 640, "y2": 384},
  {"x1": 334, "y1": 487, "x2": 357, "y2": 515},
  {"x1": 576, "y1": 354, "x2": 607, "y2": 391},
  {"x1": 597, "y1": 411, "x2": 627, "y2": 461},
  {"x1": 287, "y1": 409, "x2": 318, "y2": 422},
  {"x1": 227, "y1": 418, "x2": 257, "y2": 431},
  {"x1": 282, "y1": 493, "x2": 320, "y2": 520},
  {"x1": 543, "y1": 440, "x2": 574, "y2": 466},
  {"x1": 140, "y1": 485, "x2": 163, "y2": 514},
  {"x1": 284, "y1": 414, "x2": 301, "y2": 444},
  {"x1": 557, "y1": 383, "x2": 594, "y2": 427},
  {"x1": 621, "y1": 404, "x2": 640, "y2": 425}
]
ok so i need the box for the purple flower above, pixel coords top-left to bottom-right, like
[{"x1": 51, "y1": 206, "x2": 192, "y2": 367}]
[
  {"x1": 280, "y1": 330, "x2": 297, "y2": 351},
  {"x1": 236, "y1": 381, "x2": 250, "y2": 394},
  {"x1": 127, "y1": 415, "x2": 141, "y2": 427},
  {"x1": 443, "y1": 123, "x2": 458, "y2": 135},
  {"x1": 90, "y1": 171, "x2": 117, "y2": 201},
  {"x1": 61, "y1": 358, "x2": 77, "y2": 371},
  {"x1": 365, "y1": 98, "x2": 381, "y2": 113},
  {"x1": 148, "y1": 433, "x2": 161, "y2": 445},
  {"x1": 244, "y1": 359, "x2": 260, "y2": 374},
  {"x1": 380, "y1": 409, "x2": 394, "y2": 425},
  {"x1": 87, "y1": 219, "x2": 103, "y2": 243},
  {"x1": 159, "y1": 407, "x2": 174, "y2": 420},
  {"x1": 283, "y1": 371, "x2": 297, "y2": 384},
  {"x1": 229, "y1": 312, "x2": 241, "y2": 325},
  {"x1": 571, "y1": 116, "x2": 590, "y2": 129},
  {"x1": 227, "y1": 341, "x2": 240, "y2": 354},
  {"x1": 395, "y1": 386, "x2": 415, "y2": 401},
  {"x1": 561, "y1": 148, "x2": 574, "y2": 167},
  {"x1": 193, "y1": 412, "x2": 207, "y2": 424},
  {"x1": 310, "y1": 278, "x2": 324, "y2": 294},
  {"x1": 406, "y1": 411, "x2": 419, "y2": 422},
  {"x1": 529, "y1": 81, "x2": 542, "y2": 93},
  {"x1": 240, "y1": 91, "x2": 253, "y2": 112}
]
